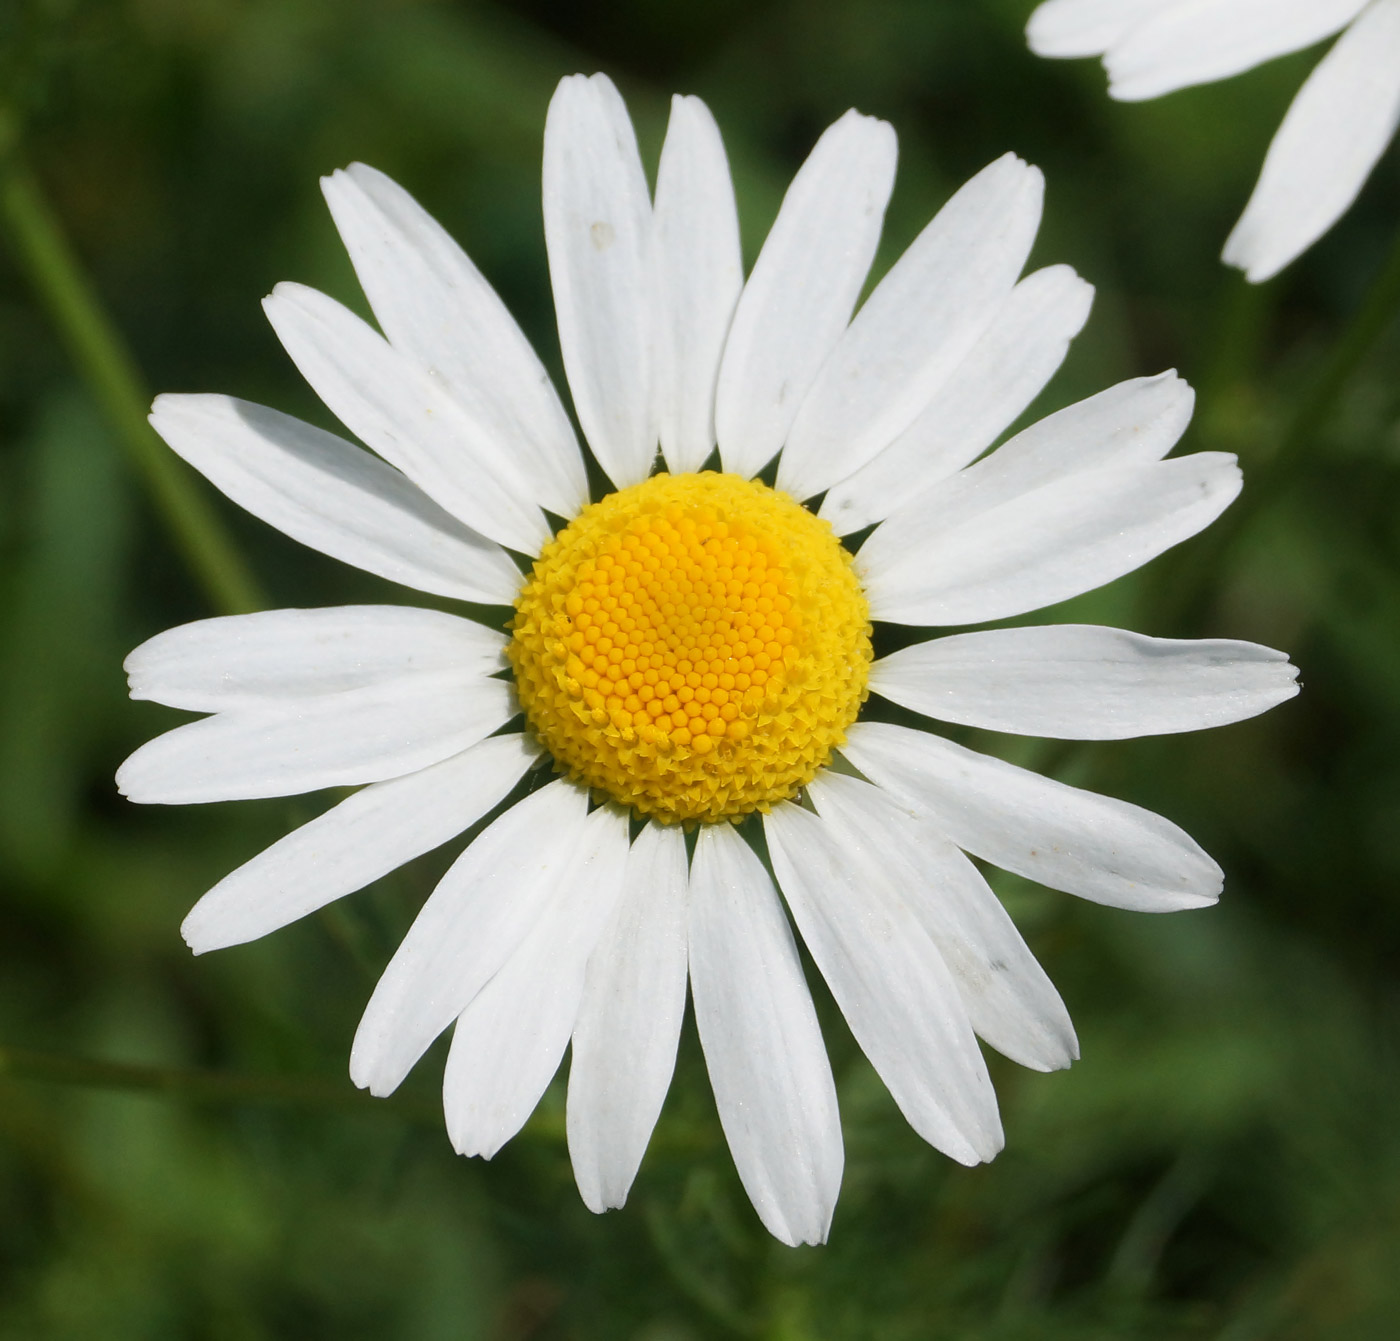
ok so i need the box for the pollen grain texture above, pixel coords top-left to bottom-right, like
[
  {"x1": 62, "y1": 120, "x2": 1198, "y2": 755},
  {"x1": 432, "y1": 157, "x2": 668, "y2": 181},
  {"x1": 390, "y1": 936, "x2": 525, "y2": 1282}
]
[{"x1": 509, "y1": 472, "x2": 872, "y2": 823}]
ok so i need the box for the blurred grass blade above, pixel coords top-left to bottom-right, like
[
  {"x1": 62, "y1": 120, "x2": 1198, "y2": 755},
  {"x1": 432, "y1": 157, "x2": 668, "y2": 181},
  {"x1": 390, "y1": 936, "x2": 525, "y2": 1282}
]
[{"x1": 0, "y1": 143, "x2": 264, "y2": 616}]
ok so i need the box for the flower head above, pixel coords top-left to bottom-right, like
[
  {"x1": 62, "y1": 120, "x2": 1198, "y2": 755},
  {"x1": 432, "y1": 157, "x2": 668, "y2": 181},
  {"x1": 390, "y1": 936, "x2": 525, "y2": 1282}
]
[
  {"x1": 1027, "y1": 0, "x2": 1400, "y2": 281},
  {"x1": 119, "y1": 73, "x2": 1299, "y2": 1245}
]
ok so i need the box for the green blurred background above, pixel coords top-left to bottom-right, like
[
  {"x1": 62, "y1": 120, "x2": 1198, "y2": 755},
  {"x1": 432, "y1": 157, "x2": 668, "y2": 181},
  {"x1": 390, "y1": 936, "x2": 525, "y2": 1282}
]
[{"x1": 1, "y1": 0, "x2": 1399, "y2": 1336}]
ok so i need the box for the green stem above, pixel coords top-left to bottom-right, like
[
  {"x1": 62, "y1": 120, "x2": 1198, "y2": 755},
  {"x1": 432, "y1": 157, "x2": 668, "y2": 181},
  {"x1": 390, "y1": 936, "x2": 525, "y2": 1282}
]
[{"x1": 0, "y1": 138, "x2": 264, "y2": 616}]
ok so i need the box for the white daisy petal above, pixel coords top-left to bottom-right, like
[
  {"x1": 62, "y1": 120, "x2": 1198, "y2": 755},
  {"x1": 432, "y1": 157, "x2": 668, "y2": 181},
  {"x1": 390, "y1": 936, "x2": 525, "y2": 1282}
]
[
  {"x1": 116, "y1": 673, "x2": 514, "y2": 805},
  {"x1": 1224, "y1": 0, "x2": 1400, "y2": 283},
  {"x1": 322, "y1": 163, "x2": 588, "y2": 519},
  {"x1": 715, "y1": 110, "x2": 898, "y2": 480},
  {"x1": 149, "y1": 395, "x2": 522, "y2": 606},
  {"x1": 543, "y1": 73, "x2": 656, "y2": 490},
  {"x1": 872, "y1": 625, "x2": 1300, "y2": 739},
  {"x1": 801, "y1": 772, "x2": 1077, "y2": 1073},
  {"x1": 263, "y1": 282, "x2": 551, "y2": 554},
  {"x1": 688, "y1": 823, "x2": 843, "y2": 1246},
  {"x1": 764, "y1": 789, "x2": 1004, "y2": 1164},
  {"x1": 653, "y1": 95, "x2": 744, "y2": 475},
  {"x1": 1026, "y1": 0, "x2": 1179, "y2": 59},
  {"x1": 349, "y1": 780, "x2": 590, "y2": 1097},
  {"x1": 777, "y1": 154, "x2": 1044, "y2": 502},
  {"x1": 568, "y1": 821, "x2": 689, "y2": 1212},
  {"x1": 442, "y1": 805, "x2": 631, "y2": 1160},
  {"x1": 182, "y1": 733, "x2": 540, "y2": 953},
  {"x1": 820, "y1": 265, "x2": 1095, "y2": 535},
  {"x1": 126, "y1": 606, "x2": 506, "y2": 712},
  {"x1": 843, "y1": 721, "x2": 1222, "y2": 912},
  {"x1": 859, "y1": 452, "x2": 1240, "y2": 626},
  {"x1": 1106, "y1": 0, "x2": 1372, "y2": 101}
]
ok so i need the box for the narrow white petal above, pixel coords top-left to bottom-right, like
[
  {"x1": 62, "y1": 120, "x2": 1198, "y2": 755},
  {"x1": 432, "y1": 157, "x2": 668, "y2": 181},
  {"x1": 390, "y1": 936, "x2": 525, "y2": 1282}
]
[
  {"x1": 1026, "y1": 0, "x2": 1179, "y2": 58},
  {"x1": 126, "y1": 606, "x2": 506, "y2": 712},
  {"x1": 263, "y1": 283, "x2": 550, "y2": 554},
  {"x1": 182, "y1": 733, "x2": 539, "y2": 953},
  {"x1": 653, "y1": 96, "x2": 743, "y2": 474},
  {"x1": 859, "y1": 452, "x2": 1240, "y2": 626},
  {"x1": 764, "y1": 793, "x2": 1003, "y2": 1163},
  {"x1": 442, "y1": 806, "x2": 631, "y2": 1160},
  {"x1": 149, "y1": 395, "x2": 521, "y2": 605},
  {"x1": 543, "y1": 73, "x2": 657, "y2": 489},
  {"x1": 350, "y1": 780, "x2": 590, "y2": 1097},
  {"x1": 715, "y1": 110, "x2": 897, "y2": 479},
  {"x1": 688, "y1": 823, "x2": 842, "y2": 1246},
  {"x1": 116, "y1": 673, "x2": 514, "y2": 804},
  {"x1": 820, "y1": 265, "x2": 1095, "y2": 534},
  {"x1": 322, "y1": 163, "x2": 588, "y2": 519},
  {"x1": 1224, "y1": 0, "x2": 1400, "y2": 283},
  {"x1": 946, "y1": 371, "x2": 1196, "y2": 499},
  {"x1": 1106, "y1": 0, "x2": 1371, "y2": 101},
  {"x1": 568, "y1": 822, "x2": 689, "y2": 1212},
  {"x1": 843, "y1": 721, "x2": 1222, "y2": 912},
  {"x1": 872, "y1": 625, "x2": 1300, "y2": 739},
  {"x1": 778, "y1": 155, "x2": 1044, "y2": 502},
  {"x1": 801, "y1": 772, "x2": 1078, "y2": 1072}
]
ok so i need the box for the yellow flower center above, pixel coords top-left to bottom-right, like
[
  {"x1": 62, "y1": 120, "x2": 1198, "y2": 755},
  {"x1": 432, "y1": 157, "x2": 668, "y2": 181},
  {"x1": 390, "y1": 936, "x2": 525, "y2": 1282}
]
[{"x1": 509, "y1": 472, "x2": 872, "y2": 823}]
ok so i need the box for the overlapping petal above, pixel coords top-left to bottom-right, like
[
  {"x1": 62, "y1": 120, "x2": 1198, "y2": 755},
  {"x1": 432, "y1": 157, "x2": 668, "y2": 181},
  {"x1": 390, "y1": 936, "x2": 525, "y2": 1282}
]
[
  {"x1": 776, "y1": 154, "x2": 1044, "y2": 501},
  {"x1": 442, "y1": 805, "x2": 631, "y2": 1159},
  {"x1": 715, "y1": 110, "x2": 897, "y2": 479},
  {"x1": 182, "y1": 734, "x2": 539, "y2": 953},
  {"x1": 149, "y1": 395, "x2": 522, "y2": 605},
  {"x1": 568, "y1": 822, "x2": 690, "y2": 1212},
  {"x1": 350, "y1": 780, "x2": 592, "y2": 1097},
  {"x1": 843, "y1": 721, "x2": 1222, "y2": 911},
  {"x1": 321, "y1": 163, "x2": 588, "y2": 520},
  {"x1": 264, "y1": 283, "x2": 551, "y2": 553}
]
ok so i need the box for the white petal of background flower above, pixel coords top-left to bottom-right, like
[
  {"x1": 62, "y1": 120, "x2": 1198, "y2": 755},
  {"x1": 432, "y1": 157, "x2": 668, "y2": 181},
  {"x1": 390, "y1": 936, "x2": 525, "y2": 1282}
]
[
  {"x1": 820, "y1": 264, "x2": 1095, "y2": 536},
  {"x1": 182, "y1": 733, "x2": 540, "y2": 953},
  {"x1": 568, "y1": 821, "x2": 690, "y2": 1213},
  {"x1": 714, "y1": 109, "x2": 897, "y2": 480},
  {"x1": 1027, "y1": 0, "x2": 1179, "y2": 58},
  {"x1": 125, "y1": 606, "x2": 506, "y2": 712},
  {"x1": 872, "y1": 624, "x2": 1301, "y2": 739},
  {"x1": 764, "y1": 784, "x2": 1004, "y2": 1165},
  {"x1": 544, "y1": 73, "x2": 657, "y2": 490},
  {"x1": 149, "y1": 395, "x2": 522, "y2": 606},
  {"x1": 116, "y1": 672, "x2": 514, "y2": 805},
  {"x1": 801, "y1": 773, "x2": 1078, "y2": 1073},
  {"x1": 859, "y1": 452, "x2": 1241, "y2": 626},
  {"x1": 653, "y1": 95, "x2": 744, "y2": 475},
  {"x1": 321, "y1": 163, "x2": 588, "y2": 521},
  {"x1": 1104, "y1": 0, "x2": 1372, "y2": 101},
  {"x1": 843, "y1": 722, "x2": 1223, "y2": 912},
  {"x1": 1223, "y1": 0, "x2": 1400, "y2": 282},
  {"x1": 443, "y1": 806, "x2": 631, "y2": 1160},
  {"x1": 351, "y1": 780, "x2": 592, "y2": 1097},
  {"x1": 263, "y1": 282, "x2": 551, "y2": 554},
  {"x1": 688, "y1": 822, "x2": 843, "y2": 1247},
  {"x1": 777, "y1": 153, "x2": 1043, "y2": 502}
]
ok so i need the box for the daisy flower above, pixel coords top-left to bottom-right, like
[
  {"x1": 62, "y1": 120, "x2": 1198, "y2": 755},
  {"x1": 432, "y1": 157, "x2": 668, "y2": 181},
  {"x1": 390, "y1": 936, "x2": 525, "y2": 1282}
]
[
  {"x1": 118, "y1": 73, "x2": 1299, "y2": 1246},
  {"x1": 1027, "y1": 0, "x2": 1400, "y2": 282}
]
